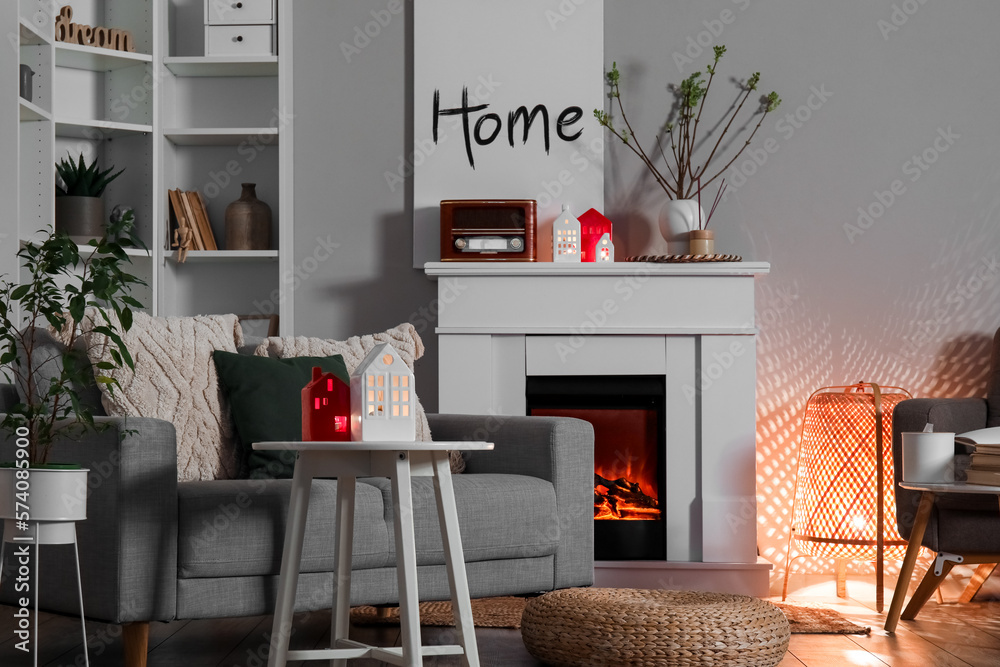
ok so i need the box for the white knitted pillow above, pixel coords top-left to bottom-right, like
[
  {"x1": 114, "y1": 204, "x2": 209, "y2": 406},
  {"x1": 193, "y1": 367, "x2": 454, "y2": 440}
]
[{"x1": 80, "y1": 310, "x2": 243, "y2": 481}]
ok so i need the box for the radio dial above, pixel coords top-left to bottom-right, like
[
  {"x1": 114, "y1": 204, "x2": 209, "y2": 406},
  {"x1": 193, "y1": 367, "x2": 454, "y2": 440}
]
[
  {"x1": 454, "y1": 238, "x2": 467, "y2": 250},
  {"x1": 510, "y1": 238, "x2": 522, "y2": 249}
]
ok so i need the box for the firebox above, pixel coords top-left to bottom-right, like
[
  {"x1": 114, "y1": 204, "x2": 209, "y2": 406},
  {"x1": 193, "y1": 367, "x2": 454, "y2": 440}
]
[{"x1": 526, "y1": 375, "x2": 666, "y2": 561}]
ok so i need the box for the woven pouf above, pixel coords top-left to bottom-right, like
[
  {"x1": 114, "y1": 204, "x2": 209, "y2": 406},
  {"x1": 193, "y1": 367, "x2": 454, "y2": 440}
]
[{"x1": 521, "y1": 588, "x2": 790, "y2": 667}]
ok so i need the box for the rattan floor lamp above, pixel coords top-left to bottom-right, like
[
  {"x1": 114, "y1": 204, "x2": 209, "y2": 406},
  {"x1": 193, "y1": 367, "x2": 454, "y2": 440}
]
[{"x1": 782, "y1": 382, "x2": 912, "y2": 612}]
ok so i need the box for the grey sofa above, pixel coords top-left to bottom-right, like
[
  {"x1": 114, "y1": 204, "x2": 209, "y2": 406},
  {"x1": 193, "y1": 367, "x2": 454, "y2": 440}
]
[
  {"x1": 0, "y1": 382, "x2": 594, "y2": 666},
  {"x1": 891, "y1": 326, "x2": 1000, "y2": 617}
]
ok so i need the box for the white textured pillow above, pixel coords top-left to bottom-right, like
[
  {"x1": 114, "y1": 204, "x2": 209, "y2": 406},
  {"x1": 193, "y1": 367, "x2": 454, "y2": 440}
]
[
  {"x1": 81, "y1": 310, "x2": 243, "y2": 481},
  {"x1": 255, "y1": 322, "x2": 463, "y2": 472}
]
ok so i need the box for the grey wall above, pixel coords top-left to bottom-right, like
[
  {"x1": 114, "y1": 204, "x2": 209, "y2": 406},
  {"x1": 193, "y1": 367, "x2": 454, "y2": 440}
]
[
  {"x1": 294, "y1": 1, "x2": 1000, "y2": 577},
  {"x1": 293, "y1": 0, "x2": 439, "y2": 410}
]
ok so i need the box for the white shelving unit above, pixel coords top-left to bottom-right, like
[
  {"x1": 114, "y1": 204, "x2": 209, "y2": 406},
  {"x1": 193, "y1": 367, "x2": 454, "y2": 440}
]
[
  {"x1": 54, "y1": 41, "x2": 153, "y2": 71},
  {"x1": 163, "y1": 55, "x2": 278, "y2": 77},
  {"x1": 162, "y1": 127, "x2": 279, "y2": 146},
  {"x1": 19, "y1": 99, "x2": 50, "y2": 122},
  {"x1": 7, "y1": 0, "x2": 293, "y2": 332},
  {"x1": 168, "y1": 249, "x2": 279, "y2": 262},
  {"x1": 156, "y1": 0, "x2": 291, "y2": 329}
]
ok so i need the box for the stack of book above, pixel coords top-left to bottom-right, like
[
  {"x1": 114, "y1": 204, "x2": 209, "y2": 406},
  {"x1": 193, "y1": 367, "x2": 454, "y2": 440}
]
[
  {"x1": 957, "y1": 435, "x2": 1000, "y2": 486},
  {"x1": 168, "y1": 189, "x2": 218, "y2": 259}
]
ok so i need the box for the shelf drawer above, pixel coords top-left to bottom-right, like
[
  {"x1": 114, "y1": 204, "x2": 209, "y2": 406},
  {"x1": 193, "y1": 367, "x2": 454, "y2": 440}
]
[
  {"x1": 206, "y1": 0, "x2": 275, "y2": 25},
  {"x1": 205, "y1": 24, "x2": 275, "y2": 56}
]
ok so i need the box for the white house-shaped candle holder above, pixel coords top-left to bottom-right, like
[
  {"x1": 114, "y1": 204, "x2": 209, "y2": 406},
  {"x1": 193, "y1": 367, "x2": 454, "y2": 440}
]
[
  {"x1": 350, "y1": 342, "x2": 416, "y2": 442},
  {"x1": 596, "y1": 232, "x2": 614, "y2": 262},
  {"x1": 553, "y1": 204, "x2": 581, "y2": 262}
]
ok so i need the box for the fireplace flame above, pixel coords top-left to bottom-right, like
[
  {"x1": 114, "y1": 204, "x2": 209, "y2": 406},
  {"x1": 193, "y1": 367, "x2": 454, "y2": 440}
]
[{"x1": 594, "y1": 471, "x2": 661, "y2": 520}]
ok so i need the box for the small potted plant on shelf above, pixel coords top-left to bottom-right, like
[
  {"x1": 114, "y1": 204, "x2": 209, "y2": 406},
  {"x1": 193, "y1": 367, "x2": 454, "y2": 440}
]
[
  {"x1": 55, "y1": 152, "x2": 125, "y2": 242},
  {"x1": 594, "y1": 45, "x2": 781, "y2": 254},
  {"x1": 0, "y1": 209, "x2": 145, "y2": 523}
]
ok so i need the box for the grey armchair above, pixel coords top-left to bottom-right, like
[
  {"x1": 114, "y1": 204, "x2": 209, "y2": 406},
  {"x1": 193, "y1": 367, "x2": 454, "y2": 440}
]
[{"x1": 889, "y1": 326, "x2": 1000, "y2": 625}]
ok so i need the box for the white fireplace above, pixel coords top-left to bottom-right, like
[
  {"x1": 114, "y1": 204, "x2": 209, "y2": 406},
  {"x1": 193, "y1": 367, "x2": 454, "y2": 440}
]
[{"x1": 424, "y1": 261, "x2": 771, "y2": 596}]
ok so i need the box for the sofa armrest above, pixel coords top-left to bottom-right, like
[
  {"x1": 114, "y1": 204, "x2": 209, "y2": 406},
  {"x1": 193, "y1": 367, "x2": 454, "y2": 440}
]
[
  {"x1": 0, "y1": 416, "x2": 178, "y2": 624},
  {"x1": 427, "y1": 413, "x2": 595, "y2": 589}
]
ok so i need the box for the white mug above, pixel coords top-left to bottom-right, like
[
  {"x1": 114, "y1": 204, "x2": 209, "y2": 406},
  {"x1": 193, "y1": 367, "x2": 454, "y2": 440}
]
[{"x1": 901, "y1": 432, "x2": 955, "y2": 483}]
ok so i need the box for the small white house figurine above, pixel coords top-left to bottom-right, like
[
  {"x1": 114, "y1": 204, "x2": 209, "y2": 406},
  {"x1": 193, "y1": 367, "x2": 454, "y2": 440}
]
[
  {"x1": 553, "y1": 204, "x2": 581, "y2": 262},
  {"x1": 350, "y1": 342, "x2": 416, "y2": 441},
  {"x1": 596, "y1": 232, "x2": 614, "y2": 262}
]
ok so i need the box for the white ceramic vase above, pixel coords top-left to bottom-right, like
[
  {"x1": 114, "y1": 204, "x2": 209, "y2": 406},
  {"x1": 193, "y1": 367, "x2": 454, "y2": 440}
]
[{"x1": 658, "y1": 199, "x2": 705, "y2": 255}]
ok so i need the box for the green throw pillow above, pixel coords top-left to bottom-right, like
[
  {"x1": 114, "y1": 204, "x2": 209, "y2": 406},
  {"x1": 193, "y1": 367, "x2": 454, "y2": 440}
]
[{"x1": 212, "y1": 351, "x2": 350, "y2": 479}]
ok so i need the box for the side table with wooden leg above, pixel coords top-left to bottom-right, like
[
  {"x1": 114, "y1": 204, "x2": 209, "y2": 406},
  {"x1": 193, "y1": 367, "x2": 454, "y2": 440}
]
[
  {"x1": 254, "y1": 440, "x2": 493, "y2": 667},
  {"x1": 885, "y1": 481, "x2": 1000, "y2": 633}
]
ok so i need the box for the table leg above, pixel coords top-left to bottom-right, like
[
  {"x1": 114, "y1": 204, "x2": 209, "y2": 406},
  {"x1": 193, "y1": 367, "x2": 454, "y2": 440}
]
[
  {"x1": 268, "y1": 459, "x2": 313, "y2": 667},
  {"x1": 885, "y1": 491, "x2": 935, "y2": 633},
  {"x1": 432, "y1": 452, "x2": 480, "y2": 667},
  {"x1": 331, "y1": 475, "x2": 356, "y2": 667},
  {"x1": 391, "y1": 452, "x2": 422, "y2": 667},
  {"x1": 902, "y1": 559, "x2": 954, "y2": 620}
]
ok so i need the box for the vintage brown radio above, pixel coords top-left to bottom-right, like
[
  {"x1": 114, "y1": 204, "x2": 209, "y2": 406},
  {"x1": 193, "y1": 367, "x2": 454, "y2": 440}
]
[{"x1": 440, "y1": 199, "x2": 537, "y2": 261}]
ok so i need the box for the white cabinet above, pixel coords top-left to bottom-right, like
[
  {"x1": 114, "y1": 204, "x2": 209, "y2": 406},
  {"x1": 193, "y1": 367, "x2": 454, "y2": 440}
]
[
  {"x1": 6, "y1": 0, "x2": 294, "y2": 332},
  {"x1": 204, "y1": 0, "x2": 276, "y2": 56}
]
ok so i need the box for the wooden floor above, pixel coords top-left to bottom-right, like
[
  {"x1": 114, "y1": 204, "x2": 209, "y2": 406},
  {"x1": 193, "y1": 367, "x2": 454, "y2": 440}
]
[{"x1": 1, "y1": 569, "x2": 999, "y2": 666}]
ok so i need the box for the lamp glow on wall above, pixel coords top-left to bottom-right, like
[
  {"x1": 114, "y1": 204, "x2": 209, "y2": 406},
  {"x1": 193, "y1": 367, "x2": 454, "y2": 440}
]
[{"x1": 782, "y1": 382, "x2": 912, "y2": 612}]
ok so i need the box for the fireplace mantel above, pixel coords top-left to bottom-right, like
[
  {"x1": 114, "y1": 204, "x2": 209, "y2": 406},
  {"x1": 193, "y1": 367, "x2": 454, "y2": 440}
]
[{"x1": 424, "y1": 261, "x2": 771, "y2": 596}]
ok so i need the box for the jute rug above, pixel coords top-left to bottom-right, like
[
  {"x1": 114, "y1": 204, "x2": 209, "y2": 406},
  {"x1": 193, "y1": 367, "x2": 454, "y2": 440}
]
[{"x1": 350, "y1": 596, "x2": 871, "y2": 634}]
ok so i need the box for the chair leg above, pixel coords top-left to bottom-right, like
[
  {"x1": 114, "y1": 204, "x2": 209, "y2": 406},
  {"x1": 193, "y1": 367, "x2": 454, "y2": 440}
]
[
  {"x1": 959, "y1": 563, "x2": 997, "y2": 603},
  {"x1": 122, "y1": 622, "x2": 149, "y2": 667},
  {"x1": 901, "y1": 561, "x2": 954, "y2": 621}
]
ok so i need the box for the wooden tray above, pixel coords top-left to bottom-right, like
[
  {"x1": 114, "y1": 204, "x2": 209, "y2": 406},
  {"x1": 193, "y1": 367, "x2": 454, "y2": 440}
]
[{"x1": 625, "y1": 254, "x2": 742, "y2": 263}]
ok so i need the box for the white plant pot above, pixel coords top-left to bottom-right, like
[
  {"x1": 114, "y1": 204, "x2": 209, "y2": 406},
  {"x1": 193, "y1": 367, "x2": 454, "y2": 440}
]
[
  {"x1": 0, "y1": 467, "x2": 88, "y2": 522},
  {"x1": 658, "y1": 199, "x2": 705, "y2": 254}
]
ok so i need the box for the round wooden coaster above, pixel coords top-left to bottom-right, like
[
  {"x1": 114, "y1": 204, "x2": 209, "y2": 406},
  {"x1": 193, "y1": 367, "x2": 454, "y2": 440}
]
[{"x1": 625, "y1": 253, "x2": 743, "y2": 263}]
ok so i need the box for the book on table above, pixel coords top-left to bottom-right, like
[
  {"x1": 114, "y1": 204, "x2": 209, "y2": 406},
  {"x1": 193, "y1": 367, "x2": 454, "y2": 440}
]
[
  {"x1": 954, "y1": 427, "x2": 1000, "y2": 485},
  {"x1": 964, "y1": 468, "x2": 1000, "y2": 486}
]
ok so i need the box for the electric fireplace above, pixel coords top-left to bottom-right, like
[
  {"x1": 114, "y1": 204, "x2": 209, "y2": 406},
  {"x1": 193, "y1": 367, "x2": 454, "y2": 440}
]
[
  {"x1": 527, "y1": 376, "x2": 666, "y2": 561},
  {"x1": 427, "y1": 261, "x2": 771, "y2": 595}
]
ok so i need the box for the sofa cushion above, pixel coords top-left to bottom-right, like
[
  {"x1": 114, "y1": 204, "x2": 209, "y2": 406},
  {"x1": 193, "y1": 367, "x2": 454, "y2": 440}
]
[
  {"x1": 80, "y1": 310, "x2": 243, "y2": 481},
  {"x1": 212, "y1": 351, "x2": 351, "y2": 478},
  {"x1": 253, "y1": 323, "x2": 464, "y2": 474},
  {"x1": 177, "y1": 478, "x2": 393, "y2": 579},
  {"x1": 361, "y1": 473, "x2": 560, "y2": 565}
]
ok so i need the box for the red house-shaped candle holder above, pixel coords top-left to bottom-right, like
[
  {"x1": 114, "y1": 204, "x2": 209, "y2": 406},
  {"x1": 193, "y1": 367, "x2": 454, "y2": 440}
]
[
  {"x1": 579, "y1": 208, "x2": 613, "y2": 263},
  {"x1": 302, "y1": 367, "x2": 351, "y2": 441}
]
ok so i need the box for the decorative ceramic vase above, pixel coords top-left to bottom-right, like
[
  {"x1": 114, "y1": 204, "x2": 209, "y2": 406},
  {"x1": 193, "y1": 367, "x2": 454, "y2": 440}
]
[
  {"x1": 55, "y1": 196, "x2": 104, "y2": 242},
  {"x1": 658, "y1": 199, "x2": 704, "y2": 254},
  {"x1": 19, "y1": 64, "x2": 34, "y2": 102},
  {"x1": 689, "y1": 229, "x2": 715, "y2": 255},
  {"x1": 225, "y1": 183, "x2": 271, "y2": 250}
]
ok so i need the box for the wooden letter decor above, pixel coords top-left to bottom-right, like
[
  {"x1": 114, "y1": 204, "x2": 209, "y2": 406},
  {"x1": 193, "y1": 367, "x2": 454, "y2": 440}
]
[{"x1": 55, "y1": 6, "x2": 136, "y2": 53}]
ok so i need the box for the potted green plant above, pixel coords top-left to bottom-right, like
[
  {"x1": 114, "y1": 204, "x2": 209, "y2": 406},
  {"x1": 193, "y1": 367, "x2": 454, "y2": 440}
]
[
  {"x1": 0, "y1": 209, "x2": 145, "y2": 522},
  {"x1": 55, "y1": 153, "x2": 125, "y2": 242},
  {"x1": 595, "y1": 45, "x2": 781, "y2": 253}
]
